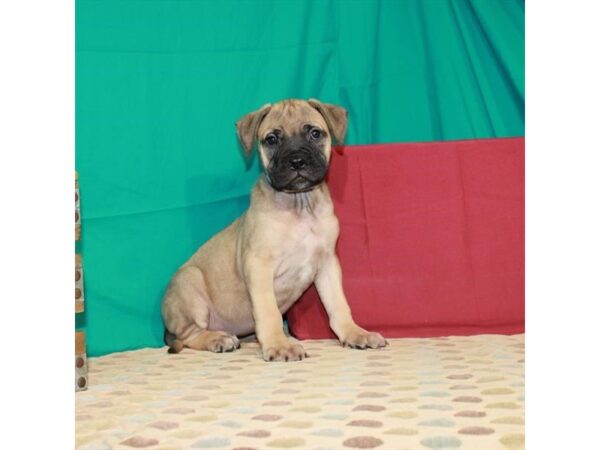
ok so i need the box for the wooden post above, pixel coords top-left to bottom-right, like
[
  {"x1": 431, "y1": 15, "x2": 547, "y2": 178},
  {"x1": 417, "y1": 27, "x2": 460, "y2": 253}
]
[
  {"x1": 75, "y1": 254, "x2": 84, "y2": 313},
  {"x1": 75, "y1": 331, "x2": 88, "y2": 391},
  {"x1": 75, "y1": 171, "x2": 88, "y2": 391},
  {"x1": 75, "y1": 172, "x2": 81, "y2": 241}
]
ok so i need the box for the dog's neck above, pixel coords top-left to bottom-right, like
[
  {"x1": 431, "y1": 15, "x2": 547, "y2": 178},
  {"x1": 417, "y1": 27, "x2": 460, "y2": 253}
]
[{"x1": 258, "y1": 175, "x2": 324, "y2": 216}]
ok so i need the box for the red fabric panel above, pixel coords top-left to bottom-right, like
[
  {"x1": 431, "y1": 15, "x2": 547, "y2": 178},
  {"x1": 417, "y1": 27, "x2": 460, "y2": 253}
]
[{"x1": 286, "y1": 137, "x2": 524, "y2": 339}]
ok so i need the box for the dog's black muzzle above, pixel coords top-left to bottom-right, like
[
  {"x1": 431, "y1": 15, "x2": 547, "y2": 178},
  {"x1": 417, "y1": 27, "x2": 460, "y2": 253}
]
[{"x1": 267, "y1": 136, "x2": 328, "y2": 193}]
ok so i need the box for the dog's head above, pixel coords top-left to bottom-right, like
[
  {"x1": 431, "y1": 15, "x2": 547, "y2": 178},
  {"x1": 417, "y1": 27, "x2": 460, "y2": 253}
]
[{"x1": 236, "y1": 99, "x2": 347, "y2": 193}]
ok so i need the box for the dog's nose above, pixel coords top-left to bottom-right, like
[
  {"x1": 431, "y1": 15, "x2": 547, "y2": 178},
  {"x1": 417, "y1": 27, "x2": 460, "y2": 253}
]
[{"x1": 290, "y1": 158, "x2": 306, "y2": 170}]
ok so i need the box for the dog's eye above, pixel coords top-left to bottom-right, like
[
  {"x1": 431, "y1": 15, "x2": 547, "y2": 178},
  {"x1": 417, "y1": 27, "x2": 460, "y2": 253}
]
[
  {"x1": 265, "y1": 134, "x2": 278, "y2": 146},
  {"x1": 309, "y1": 128, "x2": 322, "y2": 140}
]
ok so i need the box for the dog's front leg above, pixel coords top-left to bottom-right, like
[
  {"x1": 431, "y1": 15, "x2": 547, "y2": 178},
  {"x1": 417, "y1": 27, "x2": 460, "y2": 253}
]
[
  {"x1": 244, "y1": 256, "x2": 308, "y2": 361},
  {"x1": 315, "y1": 254, "x2": 388, "y2": 349}
]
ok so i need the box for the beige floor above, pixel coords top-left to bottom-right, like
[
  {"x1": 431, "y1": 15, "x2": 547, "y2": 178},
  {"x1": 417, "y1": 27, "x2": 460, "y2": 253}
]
[{"x1": 76, "y1": 334, "x2": 524, "y2": 450}]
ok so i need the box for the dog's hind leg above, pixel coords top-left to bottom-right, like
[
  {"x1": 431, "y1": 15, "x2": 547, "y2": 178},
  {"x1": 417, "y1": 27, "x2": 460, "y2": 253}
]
[
  {"x1": 184, "y1": 330, "x2": 240, "y2": 353},
  {"x1": 162, "y1": 265, "x2": 240, "y2": 354},
  {"x1": 165, "y1": 302, "x2": 240, "y2": 354},
  {"x1": 164, "y1": 328, "x2": 184, "y2": 354}
]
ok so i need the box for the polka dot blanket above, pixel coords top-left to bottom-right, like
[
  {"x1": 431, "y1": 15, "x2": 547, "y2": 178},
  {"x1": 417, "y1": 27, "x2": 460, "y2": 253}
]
[{"x1": 76, "y1": 334, "x2": 524, "y2": 450}]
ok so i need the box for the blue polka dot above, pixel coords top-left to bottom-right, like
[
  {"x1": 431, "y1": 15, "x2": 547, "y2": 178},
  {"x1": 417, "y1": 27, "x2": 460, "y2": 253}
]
[
  {"x1": 191, "y1": 436, "x2": 231, "y2": 448},
  {"x1": 225, "y1": 407, "x2": 256, "y2": 414},
  {"x1": 80, "y1": 444, "x2": 111, "y2": 450},
  {"x1": 418, "y1": 418, "x2": 456, "y2": 427},
  {"x1": 218, "y1": 420, "x2": 241, "y2": 428},
  {"x1": 419, "y1": 404, "x2": 454, "y2": 411},
  {"x1": 421, "y1": 391, "x2": 451, "y2": 397},
  {"x1": 126, "y1": 414, "x2": 155, "y2": 423},
  {"x1": 311, "y1": 428, "x2": 344, "y2": 437}
]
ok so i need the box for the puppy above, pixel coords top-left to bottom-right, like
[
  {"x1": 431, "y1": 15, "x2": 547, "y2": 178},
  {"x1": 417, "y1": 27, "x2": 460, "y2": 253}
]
[{"x1": 162, "y1": 99, "x2": 387, "y2": 361}]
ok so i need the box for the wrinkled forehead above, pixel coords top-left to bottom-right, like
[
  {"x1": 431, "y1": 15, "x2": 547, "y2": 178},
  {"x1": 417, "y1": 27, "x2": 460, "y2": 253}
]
[{"x1": 258, "y1": 100, "x2": 327, "y2": 138}]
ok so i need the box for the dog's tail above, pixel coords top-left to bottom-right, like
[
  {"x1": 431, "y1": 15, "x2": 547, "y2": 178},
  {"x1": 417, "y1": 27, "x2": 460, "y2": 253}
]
[{"x1": 164, "y1": 328, "x2": 184, "y2": 354}]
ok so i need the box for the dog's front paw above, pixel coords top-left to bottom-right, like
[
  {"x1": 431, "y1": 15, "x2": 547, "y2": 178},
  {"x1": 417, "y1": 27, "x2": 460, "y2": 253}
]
[
  {"x1": 262, "y1": 341, "x2": 308, "y2": 362},
  {"x1": 341, "y1": 328, "x2": 388, "y2": 350}
]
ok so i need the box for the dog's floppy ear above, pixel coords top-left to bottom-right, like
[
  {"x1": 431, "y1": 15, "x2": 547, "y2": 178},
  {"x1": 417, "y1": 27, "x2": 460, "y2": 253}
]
[
  {"x1": 236, "y1": 103, "x2": 272, "y2": 155},
  {"x1": 308, "y1": 99, "x2": 348, "y2": 145}
]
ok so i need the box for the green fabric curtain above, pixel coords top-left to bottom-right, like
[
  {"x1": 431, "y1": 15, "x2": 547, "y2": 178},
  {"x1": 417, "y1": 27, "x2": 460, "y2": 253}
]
[{"x1": 76, "y1": 0, "x2": 524, "y2": 356}]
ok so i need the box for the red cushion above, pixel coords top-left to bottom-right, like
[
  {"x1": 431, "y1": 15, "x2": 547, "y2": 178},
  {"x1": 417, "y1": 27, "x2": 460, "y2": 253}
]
[{"x1": 287, "y1": 138, "x2": 524, "y2": 339}]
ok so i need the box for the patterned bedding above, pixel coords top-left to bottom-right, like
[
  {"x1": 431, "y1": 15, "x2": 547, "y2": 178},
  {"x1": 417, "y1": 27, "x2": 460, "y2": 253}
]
[{"x1": 76, "y1": 334, "x2": 524, "y2": 450}]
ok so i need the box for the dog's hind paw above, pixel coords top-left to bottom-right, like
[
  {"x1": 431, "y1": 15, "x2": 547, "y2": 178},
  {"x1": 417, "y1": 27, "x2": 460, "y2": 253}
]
[{"x1": 206, "y1": 332, "x2": 241, "y2": 353}]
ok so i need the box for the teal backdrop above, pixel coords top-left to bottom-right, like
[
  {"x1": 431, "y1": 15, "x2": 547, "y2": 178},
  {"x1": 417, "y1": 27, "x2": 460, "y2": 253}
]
[{"x1": 76, "y1": 0, "x2": 524, "y2": 356}]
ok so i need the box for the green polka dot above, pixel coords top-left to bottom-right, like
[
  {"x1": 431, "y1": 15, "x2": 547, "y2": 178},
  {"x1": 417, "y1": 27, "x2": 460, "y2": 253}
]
[
  {"x1": 384, "y1": 427, "x2": 418, "y2": 435},
  {"x1": 266, "y1": 437, "x2": 306, "y2": 448},
  {"x1": 481, "y1": 388, "x2": 515, "y2": 395},
  {"x1": 171, "y1": 429, "x2": 203, "y2": 439},
  {"x1": 500, "y1": 433, "x2": 525, "y2": 450},
  {"x1": 204, "y1": 400, "x2": 230, "y2": 408},
  {"x1": 421, "y1": 436, "x2": 462, "y2": 449},
  {"x1": 288, "y1": 406, "x2": 321, "y2": 413},
  {"x1": 492, "y1": 416, "x2": 524, "y2": 425},
  {"x1": 187, "y1": 414, "x2": 218, "y2": 422},
  {"x1": 387, "y1": 411, "x2": 418, "y2": 419},
  {"x1": 486, "y1": 402, "x2": 520, "y2": 409},
  {"x1": 390, "y1": 397, "x2": 417, "y2": 403}
]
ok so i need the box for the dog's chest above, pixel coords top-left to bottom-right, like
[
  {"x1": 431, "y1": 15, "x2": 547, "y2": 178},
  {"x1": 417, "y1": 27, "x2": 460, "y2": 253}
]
[{"x1": 272, "y1": 218, "x2": 329, "y2": 309}]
